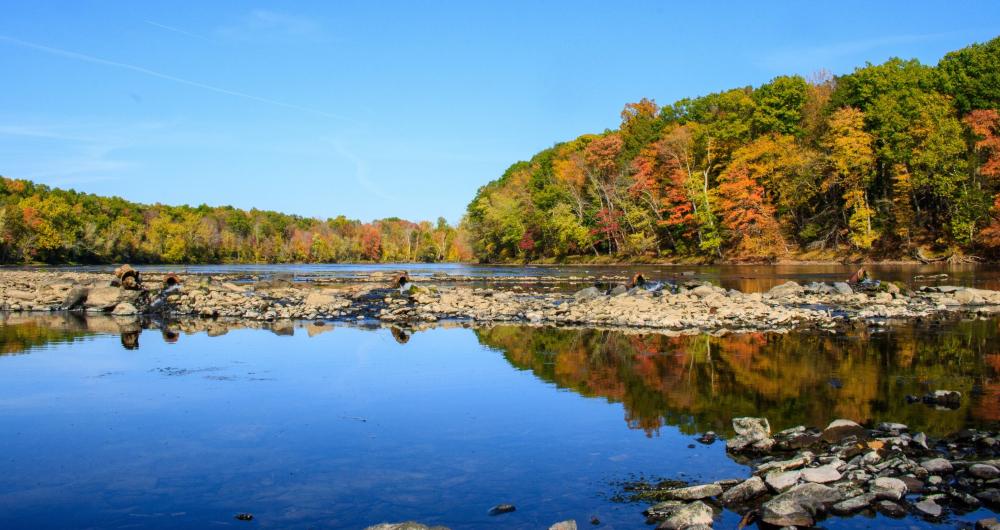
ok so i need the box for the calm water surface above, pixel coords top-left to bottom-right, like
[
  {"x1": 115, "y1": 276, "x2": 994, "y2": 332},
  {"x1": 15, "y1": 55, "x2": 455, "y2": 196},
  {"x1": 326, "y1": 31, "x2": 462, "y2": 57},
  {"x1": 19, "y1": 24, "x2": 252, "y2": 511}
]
[
  {"x1": 1, "y1": 314, "x2": 999, "y2": 528},
  {"x1": 16, "y1": 262, "x2": 1000, "y2": 292}
]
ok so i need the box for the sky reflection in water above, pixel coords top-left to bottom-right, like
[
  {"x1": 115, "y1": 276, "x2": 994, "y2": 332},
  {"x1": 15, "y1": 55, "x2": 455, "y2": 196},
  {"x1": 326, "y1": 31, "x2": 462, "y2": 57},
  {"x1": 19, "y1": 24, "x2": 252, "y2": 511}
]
[{"x1": 0, "y1": 315, "x2": 998, "y2": 529}]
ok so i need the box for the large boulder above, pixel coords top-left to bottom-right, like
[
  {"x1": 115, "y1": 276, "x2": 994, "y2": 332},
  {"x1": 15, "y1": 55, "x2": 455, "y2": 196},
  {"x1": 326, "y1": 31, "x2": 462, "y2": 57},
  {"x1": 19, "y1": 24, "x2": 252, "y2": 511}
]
[
  {"x1": 821, "y1": 419, "x2": 865, "y2": 443},
  {"x1": 760, "y1": 483, "x2": 842, "y2": 527},
  {"x1": 657, "y1": 483, "x2": 722, "y2": 501},
  {"x1": 84, "y1": 286, "x2": 121, "y2": 311},
  {"x1": 656, "y1": 501, "x2": 714, "y2": 530},
  {"x1": 727, "y1": 417, "x2": 773, "y2": 452},
  {"x1": 573, "y1": 287, "x2": 602, "y2": 302},
  {"x1": 768, "y1": 282, "x2": 804, "y2": 298},
  {"x1": 720, "y1": 476, "x2": 767, "y2": 506}
]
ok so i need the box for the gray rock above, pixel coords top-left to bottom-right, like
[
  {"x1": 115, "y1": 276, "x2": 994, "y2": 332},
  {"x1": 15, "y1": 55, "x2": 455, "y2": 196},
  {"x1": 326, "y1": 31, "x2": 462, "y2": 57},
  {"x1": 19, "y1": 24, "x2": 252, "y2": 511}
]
[
  {"x1": 831, "y1": 493, "x2": 876, "y2": 515},
  {"x1": 656, "y1": 501, "x2": 714, "y2": 530},
  {"x1": 765, "y1": 470, "x2": 801, "y2": 492},
  {"x1": 801, "y1": 464, "x2": 842, "y2": 484},
  {"x1": 720, "y1": 476, "x2": 767, "y2": 506},
  {"x1": 549, "y1": 521, "x2": 577, "y2": 530},
  {"x1": 832, "y1": 282, "x2": 853, "y2": 294},
  {"x1": 914, "y1": 499, "x2": 942, "y2": 517},
  {"x1": 608, "y1": 285, "x2": 628, "y2": 296},
  {"x1": 768, "y1": 281, "x2": 804, "y2": 298},
  {"x1": 978, "y1": 488, "x2": 1000, "y2": 506},
  {"x1": 573, "y1": 287, "x2": 602, "y2": 302},
  {"x1": 61, "y1": 286, "x2": 88, "y2": 309},
  {"x1": 877, "y1": 500, "x2": 907, "y2": 517},
  {"x1": 657, "y1": 483, "x2": 722, "y2": 501},
  {"x1": 364, "y1": 523, "x2": 450, "y2": 530},
  {"x1": 871, "y1": 477, "x2": 907, "y2": 501},
  {"x1": 821, "y1": 419, "x2": 865, "y2": 442},
  {"x1": 728, "y1": 417, "x2": 773, "y2": 451},
  {"x1": 760, "y1": 483, "x2": 840, "y2": 527},
  {"x1": 920, "y1": 458, "x2": 953, "y2": 475},
  {"x1": 84, "y1": 286, "x2": 121, "y2": 310},
  {"x1": 970, "y1": 463, "x2": 1000, "y2": 480},
  {"x1": 645, "y1": 500, "x2": 685, "y2": 519}
]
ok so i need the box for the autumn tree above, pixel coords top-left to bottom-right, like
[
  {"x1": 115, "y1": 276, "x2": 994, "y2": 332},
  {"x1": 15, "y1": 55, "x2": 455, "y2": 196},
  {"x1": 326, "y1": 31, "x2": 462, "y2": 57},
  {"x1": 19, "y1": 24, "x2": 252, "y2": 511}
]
[{"x1": 824, "y1": 107, "x2": 878, "y2": 249}]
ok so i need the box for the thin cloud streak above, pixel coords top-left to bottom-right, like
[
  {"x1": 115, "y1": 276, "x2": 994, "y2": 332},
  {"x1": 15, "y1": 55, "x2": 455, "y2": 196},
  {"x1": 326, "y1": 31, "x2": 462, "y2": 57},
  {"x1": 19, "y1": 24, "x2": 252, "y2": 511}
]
[
  {"x1": 144, "y1": 20, "x2": 211, "y2": 41},
  {"x1": 756, "y1": 31, "x2": 962, "y2": 72},
  {"x1": 0, "y1": 35, "x2": 354, "y2": 122}
]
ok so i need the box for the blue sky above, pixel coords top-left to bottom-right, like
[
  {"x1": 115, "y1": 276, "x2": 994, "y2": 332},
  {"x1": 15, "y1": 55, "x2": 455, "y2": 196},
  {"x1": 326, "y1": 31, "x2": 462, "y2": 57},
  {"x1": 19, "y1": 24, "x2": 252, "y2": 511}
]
[{"x1": 1, "y1": 1, "x2": 998, "y2": 223}]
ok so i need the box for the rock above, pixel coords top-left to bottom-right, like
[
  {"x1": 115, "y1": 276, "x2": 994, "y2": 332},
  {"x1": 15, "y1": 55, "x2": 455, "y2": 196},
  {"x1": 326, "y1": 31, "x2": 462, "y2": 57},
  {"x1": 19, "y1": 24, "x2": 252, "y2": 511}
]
[
  {"x1": 760, "y1": 483, "x2": 841, "y2": 527},
  {"x1": 913, "y1": 431, "x2": 929, "y2": 449},
  {"x1": 913, "y1": 499, "x2": 942, "y2": 517},
  {"x1": 926, "y1": 390, "x2": 962, "y2": 407},
  {"x1": 728, "y1": 417, "x2": 773, "y2": 451},
  {"x1": 608, "y1": 285, "x2": 628, "y2": 296},
  {"x1": 84, "y1": 286, "x2": 121, "y2": 310},
  {"x1": 768, "y1": 281, "x2": 803, "y2": 298},
  {"x1": 978, "y1": 488, "x2": 1000, "y2": 507},
  {"x1": 832, "y1": 282, "x2": 853, "y2": 295},
  {"x1": 549, "y1": 521, "x2": 576, "y2": 530},
  {"x1": 696, "y1": 431, "x2": 717, "y2": 445},
  {"x1": 62, "y1": 286, "x2": 88, "y2": 309},
  {"x1": 831, "y1": 493, "x2": 876, "y2": 515},
  {"x1": 573, "y1": 287, "x2": 602, "y2": 302},
  {"x1": 657, "y1": 483, "x2": 723, "y2": 501},
  {"x1": 821, "y1": 419, "x2": 865, "y2": 442},
  {"x1": 979, "y1": 518, "x2": 1000, "y2": 530},
  {"x1": 365, "y1": 521, "x2": 448, "y2": 530},
  {"x1": 645, "y1": 500, "x2": 685, "y2": 519},
  {"x1": 112, "y1": 302, "x2": 138, "y2": 315},
  {"x1": 304, "y1": 291, "x2": 338, "y2": 307},
  {"x1": 876, "y1": 500, "x2": 907, "y2": 518},
  {"x1": 921, "y1": 458, "x2": 953, "y2": 475},
  {"x1": 877, "y1": 422, "x2": 908, "y2": 433},
  {"x1": 655, "y1": 501, "x2": 713, "y2": 530},
  {"x1": 487, "y1": 504, "x2": 516, "y2": 516},
  {"x1": 801, "y1": 464, "x2": 842, "y2": 483},
  {"x1": 234, "y1": 513, "x2": 254, "y2": 521},
  {"x1": 870, "y1": 477, "x2": 907, "y2": 501},
  {"x1": 765, "y1": 470, "x2": 801, "y2": 492},
  {"x1": 720, "y1": 476, "x2": 767, "y2": 506},
  {"x1": 971, "y1": 463, "x2": 1000, "y2": 479}
]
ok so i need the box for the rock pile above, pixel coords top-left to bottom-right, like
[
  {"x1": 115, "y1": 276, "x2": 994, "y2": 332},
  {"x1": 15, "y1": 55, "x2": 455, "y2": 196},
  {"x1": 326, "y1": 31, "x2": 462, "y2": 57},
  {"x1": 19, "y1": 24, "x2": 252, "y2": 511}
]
[{"x1": 637, "y1": 417, "x2": 1000, "y2": 529}]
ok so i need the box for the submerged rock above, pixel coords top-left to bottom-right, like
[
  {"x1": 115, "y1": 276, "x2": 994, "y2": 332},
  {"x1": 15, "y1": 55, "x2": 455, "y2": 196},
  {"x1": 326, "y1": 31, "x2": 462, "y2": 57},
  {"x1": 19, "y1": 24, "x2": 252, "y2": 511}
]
[
  {"x1": 655, "y1": 501, "x2": 714, "y2": 530},
  {"x1": 487, "y1": 504, "x2": 516, "y2": 516}
]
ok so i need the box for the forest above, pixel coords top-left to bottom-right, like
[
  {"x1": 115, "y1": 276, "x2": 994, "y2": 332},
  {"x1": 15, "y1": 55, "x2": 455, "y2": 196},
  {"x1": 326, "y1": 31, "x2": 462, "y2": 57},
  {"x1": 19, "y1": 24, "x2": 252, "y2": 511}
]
[
  {"x1": 0, "y1": 177, "x2": 471, "y2": 264},
  {"x1": 466, "y1": 37, "x2": 1000, "y2": 262}
]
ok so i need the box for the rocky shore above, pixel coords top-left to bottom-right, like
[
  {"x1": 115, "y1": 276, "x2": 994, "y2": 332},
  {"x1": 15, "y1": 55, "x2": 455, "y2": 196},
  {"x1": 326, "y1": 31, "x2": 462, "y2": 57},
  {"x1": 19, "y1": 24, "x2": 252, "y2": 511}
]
[
  {"x1": 624, "y1": 416, "x2": 1000, "y2": 529},
  {"x1": 2, "y1": 268, "x2": 1000, "y2": 333}
]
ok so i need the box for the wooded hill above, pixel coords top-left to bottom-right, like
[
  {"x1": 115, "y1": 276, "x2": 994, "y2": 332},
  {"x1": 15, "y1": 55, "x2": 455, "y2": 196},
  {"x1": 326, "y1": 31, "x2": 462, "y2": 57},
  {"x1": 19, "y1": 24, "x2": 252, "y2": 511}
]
[
  {"x1": 465, "y1": 37, "x2": 1000, "y2": 263},
  {"x1": 0, "y1": 177, "x2": 471, "y2": 264}
]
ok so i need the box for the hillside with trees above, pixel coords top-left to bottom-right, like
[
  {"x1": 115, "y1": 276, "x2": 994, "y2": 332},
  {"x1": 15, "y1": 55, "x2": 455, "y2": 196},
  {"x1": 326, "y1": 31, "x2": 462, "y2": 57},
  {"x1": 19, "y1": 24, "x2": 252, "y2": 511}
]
[
  {"x1": 466, "y1": 37, "x2": 1000, "y2": 263},
  {"x1": 0, "y1": 177, "x2": 471, "y2": 264}
]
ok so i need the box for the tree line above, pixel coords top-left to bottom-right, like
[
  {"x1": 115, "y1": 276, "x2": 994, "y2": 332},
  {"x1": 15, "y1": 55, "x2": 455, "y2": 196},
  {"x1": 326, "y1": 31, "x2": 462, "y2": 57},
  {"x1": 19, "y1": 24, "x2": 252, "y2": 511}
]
[
  {"x1": 466, "y1": 37, "x2": 1000, "y2": 262},
  {"x1": 0, "y1": 177, "x2": 472, "y2": 264}
]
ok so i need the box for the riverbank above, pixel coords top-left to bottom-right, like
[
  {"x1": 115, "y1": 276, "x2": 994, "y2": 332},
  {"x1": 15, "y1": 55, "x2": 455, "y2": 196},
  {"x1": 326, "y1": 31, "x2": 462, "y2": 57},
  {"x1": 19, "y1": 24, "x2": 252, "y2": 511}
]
[{"x1": 3, "y1": 268, "x2": 1000, "y2": 334}]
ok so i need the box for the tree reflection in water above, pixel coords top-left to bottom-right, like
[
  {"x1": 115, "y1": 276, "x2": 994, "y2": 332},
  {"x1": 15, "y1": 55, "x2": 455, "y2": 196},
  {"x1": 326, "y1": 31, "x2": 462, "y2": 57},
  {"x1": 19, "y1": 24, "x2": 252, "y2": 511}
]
[{"x1": 474, "y1": 320, "x2": 1000, "y2": 437}]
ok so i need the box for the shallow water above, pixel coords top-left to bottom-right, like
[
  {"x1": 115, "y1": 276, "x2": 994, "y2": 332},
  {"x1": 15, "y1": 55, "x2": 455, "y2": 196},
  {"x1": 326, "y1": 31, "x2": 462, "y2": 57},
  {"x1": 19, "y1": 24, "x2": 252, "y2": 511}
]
[
  {"x1": 14, "y1": 262, "x2": 1000, "y2": 292},
  {"x1": 1, "y1": 314, "x2": 999, "y2": 529}
]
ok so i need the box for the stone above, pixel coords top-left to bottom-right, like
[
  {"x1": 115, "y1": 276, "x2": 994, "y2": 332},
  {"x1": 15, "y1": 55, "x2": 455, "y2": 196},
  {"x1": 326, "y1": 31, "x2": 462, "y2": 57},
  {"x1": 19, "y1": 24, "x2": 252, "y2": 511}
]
[
  {"x1": 304, "y1": 291, "x2": 338, "y2": 307},
  {"x1": 657, "y1": 483, "x2": 722, "y2": 501},
  {"x1": 920, "y1": 458, "x2": 953, "y2": 475},
  {"x1": 870, "y1": 477, "x2": 907, "y2": 501},
  {"x1": 765, "y1": 470, "x2": 801, "y2": 492},
  {"x1": 365, "y1": 521, "x2": 448, "y2": 530},
  {"x1": 573, "y1": 287, "x2": 602, "y2": 302},
  {"x1": 728, "y1": 417, "x2": 773, "y2": 451},
  {"x1": 913, "y1": 499, "x2": 942, "y2": 517},
  {"x1": 978, "y1": 518, "x2": 1000, "y2": 530},
  {"x1": 62, "y1": 286, "x2": 89, "y2": 309},
  {"x1": 930, "y1": 390, "x2": 962, "y2": 407},
  {"x1": 655, "y1": 501, "x2": 713, "y2": 530},
  {"x1": 821, "y1": 419, "x2": 865, "y2": 442},
  {"x1": 608, "y1": 285, "x2": 628, "y2": 296},
  {"x1": 801, "y1": 464, "x2": 842, "y2": 483},
  {"x1": 487, "y1": 504, "x2": 516, "y2": 516},
  {"x1": 768, "y1": 281, "x2": 804, "y2": 298},
  {"x1": 85, "y1": 286, "x2": 123, "y2": 310},
  {"x1": 112, "y1": 302, "x2": 138, "y2": 316},
  {"x1": 978, "y1": 488, "x2": 1000, "y2": 507},
  {"x1": 760, "y1": 483, "x2": 840, "y2": 527},
  {"x1": 877, "y1": 422, "x2": 908, "y2": 433},
  {"x1": 831, "y1": 493, "x2": 876, "y2": 515},
  {"x1": 832, "y1": 282, "x2": 853, "y2": 295},
  {"x1": 970, "y1": 463, "x2": 1000, "y2": 480},
  {"x1": 720, "y1": 476, "x2": 767, "y2": 506},
  {"x1": 645, "y1": 500, "x2": 685, "y2": 519},
  {"x1": 876, "y1": 500, "x2": 907, "y2": 518},
  {"x1": 549, "y1": 521, "x2": 577, "y2": 530}
]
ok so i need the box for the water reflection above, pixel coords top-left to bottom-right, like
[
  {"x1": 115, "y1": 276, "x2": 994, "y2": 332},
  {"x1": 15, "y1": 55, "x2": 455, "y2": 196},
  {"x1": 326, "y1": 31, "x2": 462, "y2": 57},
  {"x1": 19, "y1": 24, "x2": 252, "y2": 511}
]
[
  {"x1": 475, "y1": 322, "x2": 1000, "y2": 437},
  {"x1": 3, "y1": 313, "x2": 999, "y2": 439}
]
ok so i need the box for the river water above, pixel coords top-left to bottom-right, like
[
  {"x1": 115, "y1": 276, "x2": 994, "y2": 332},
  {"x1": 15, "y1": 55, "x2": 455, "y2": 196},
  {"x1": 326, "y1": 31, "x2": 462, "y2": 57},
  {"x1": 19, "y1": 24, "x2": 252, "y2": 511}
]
[{"x1": 1, "y1": 309, "x2": 999, "y2": 528}]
